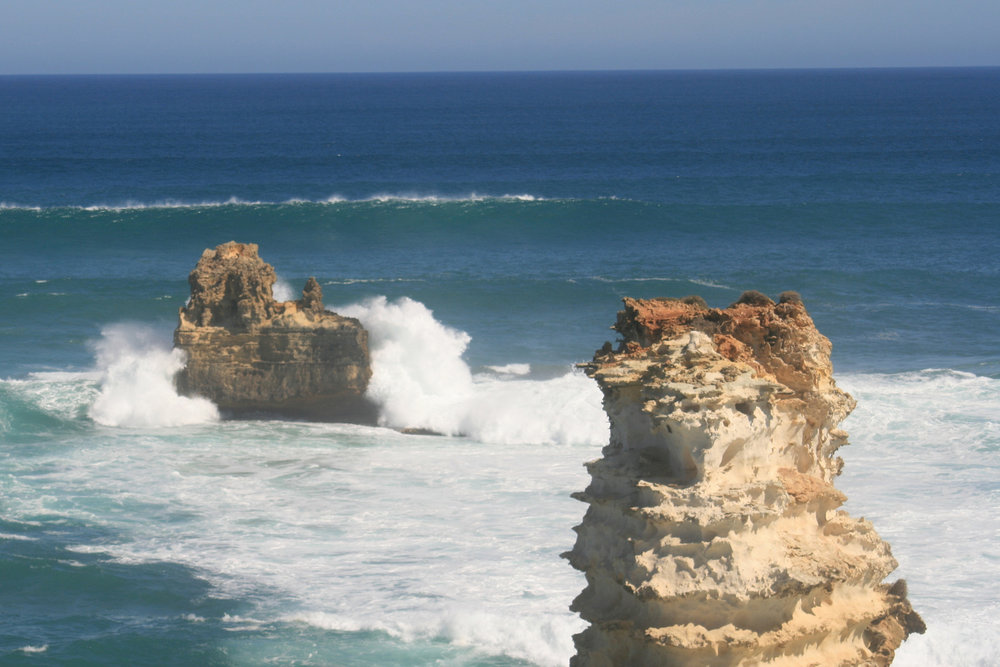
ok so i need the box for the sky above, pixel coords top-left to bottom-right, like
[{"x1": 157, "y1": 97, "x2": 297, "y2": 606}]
[{"x1": 1, "y1": 0, "x2": 998, "y2": 75}]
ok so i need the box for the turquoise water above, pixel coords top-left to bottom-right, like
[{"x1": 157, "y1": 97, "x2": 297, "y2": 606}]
[{"x1": 1, "y1": 70, "x2": 999, "y2": 665}]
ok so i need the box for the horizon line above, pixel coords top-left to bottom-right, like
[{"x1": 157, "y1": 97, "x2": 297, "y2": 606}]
[{"x1": 2, "y1": 64, "x2": 999, "y2": 78}]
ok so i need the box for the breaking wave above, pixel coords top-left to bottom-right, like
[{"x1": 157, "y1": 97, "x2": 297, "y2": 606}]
[
  {"x1": 337, "y1": 296, "x2": 607, "y2": 445},
  {"x1": 44, "y1": 296, "x2": 606, "y2": 443},
  {"x1": 0, "y1": 193, "x2": 546, "y2": 212},
  {"x1": 87, "y1": 324, "x2": 218, "y2": 428}
]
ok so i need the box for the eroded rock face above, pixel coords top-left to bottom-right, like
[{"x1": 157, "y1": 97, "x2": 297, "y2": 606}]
[
  {"x1": 174, "y1": 242, "x2": 373, "y2": 421},
  {"x1": 566, "y1": 292, "x2": 924, "y2": 666}
]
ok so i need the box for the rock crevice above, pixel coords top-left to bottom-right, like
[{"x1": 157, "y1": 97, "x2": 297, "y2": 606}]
[
  {"x1": 566, "y1": 293, "x2": 923, "y2": 666},
  {"x1": 173, "y1": 242, "x2": 373, "y2": 422}
]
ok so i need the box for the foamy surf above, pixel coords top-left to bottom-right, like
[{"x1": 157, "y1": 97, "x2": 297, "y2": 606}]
[
  {"x1": 336, "y1": 192, "x2": 541, "y2": 204},
  {"x1": 30, "y1": 409, "x2": 593, "y2": 665},
  {"x1": 87, "y1": 324, "x2": 219, "y2": 428},
  {"x1": 338, "y1": 296, "x2": 608, "y2": 445},
  {"x1": 62, "y1": 296, "x2": 606, "y2": 442},
  {"x1": 284, "y1": 607, "x2": 580, "y2": 666},
  {"x1": 0, "y1": 193, "x2": 546, "y2": 212},
  {"x1": 484, "y1": 363, "x2": 532, "y2": 376},
  {"x1": 839, "y1": 370, "x2": 1000, "y2": 667},
  {"x1": 3, "y1": 356, "x2": 995, "y2": 665}
]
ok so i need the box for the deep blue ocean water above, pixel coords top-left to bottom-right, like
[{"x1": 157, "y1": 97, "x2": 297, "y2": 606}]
[{"x1": 1, "y1": 69, "x2": 998, "y2": 665}]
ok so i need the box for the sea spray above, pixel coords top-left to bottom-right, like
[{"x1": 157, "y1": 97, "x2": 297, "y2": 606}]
[
  {"x1": 839, "y1": 370, "x2": 1000, "y2": 667},
  {"x1": 338, "y1": 296, "x2": 608, "y2": 445},
  {"x1": 272, "y1": 276, "x2": 296, "y2": 302},
  {"x1": 88, "y1": 324, "x2": 218, "y2": 427},
  {"x1": 339, "y1": 295, "x2": 472, "y2": 432}
]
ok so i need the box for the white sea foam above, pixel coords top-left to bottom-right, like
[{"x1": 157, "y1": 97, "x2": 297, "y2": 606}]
[
  {"x1": 337, "y1": 296, "x2": 607, "y2": 445},
  {"x1": 6, "y1": 360, "x2": 995, "y2": 664},
  {"x1": 839, "y1": 370, "x2": 1000, "y2": 667},
  {"x1": 87, "y1": 324, "x2": 218, "y2": 428},
  {"x1": 355, "y1": 192, "x2": 540, "y2": 204},
  {"x1": 0, "y1": 201, "x2": 43, "y2": 211},
  {"x1": 688, "y1": 277, "x2": 735, "y2": 290},
  {"x1": 18, "y1": 645, "x2": 48, "y2": 654},
  {"x1": 484, "y1": 363, "x2": 532, "y2": 376},
  {"x1": 26, "y1": 415, "x2": 594, "y2": 664},
  {"x1": 80, "y1": 196, "x2": 265, "y2": 211},
  {"x1": 0, "y1": 533, "x2": 38, "y2": 541},
  {"x1": 272, "y1": 276, "x2": 296, "y2": 302},
  {"x1": 26, "y1": 371, "x2": 102, "y2": 382},
  {"x1": 64, "y1": 544, "x2": 112, "y2": 555},
  {"x1": 3, "y1": 196, "x2": 266, "y2": 212},
  {"x1": 286, "y1": 607, "x2": 579, "y2": 665},
  {"x1": 587, "y1": 275, "x2": 681, "y2": 283},
  {"x1": 320, "y1": 193, "x2": 539, "y2": 204},
  {"x1": 2, "y1": 193, "x2": 546, "y2": 212},
  {"x1": 585, "y1": 275, "x2": 735, "y2": 291},
  {"x1": 323, "y1": 277, "x2": 426, "y2": 286},
  {"x1": 0, "y1": 373, "x2": 98, "y2": 434}
]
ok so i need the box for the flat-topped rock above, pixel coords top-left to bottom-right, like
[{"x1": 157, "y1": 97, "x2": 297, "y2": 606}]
[{"x1": 173, "y1": 242, "x2": 373, "y2": 422}]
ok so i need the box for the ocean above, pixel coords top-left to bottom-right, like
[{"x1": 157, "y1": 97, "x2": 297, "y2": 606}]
[{"x1": 1, "y1": 69, "x2": 998, "y2": 665}]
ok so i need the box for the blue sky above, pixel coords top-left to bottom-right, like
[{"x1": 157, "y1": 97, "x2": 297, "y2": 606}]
[{"x1": 2, "y1": 0, "x2": 998, "y2": 74}]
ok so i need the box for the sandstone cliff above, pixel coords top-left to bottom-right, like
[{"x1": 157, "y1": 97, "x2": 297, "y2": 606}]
[
  {"x1": 173, "y1": 242, "x2": 373, "y2": 421},
  {"x1": 566, "y1": 292, "x2": 924, "y2": 666}
]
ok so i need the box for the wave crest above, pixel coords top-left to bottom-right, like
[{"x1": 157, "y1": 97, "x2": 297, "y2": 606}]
[{"x1": 0, "y1": 193, "x2": 546, "y2": 212}]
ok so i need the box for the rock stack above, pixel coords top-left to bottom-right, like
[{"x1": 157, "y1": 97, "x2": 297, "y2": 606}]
[
  {"x1": 173, "y1": 242, "x2": 373, "y2": 421},
  {"x1": 566, "y1": 292, "x2": 923, "y2": 666}
]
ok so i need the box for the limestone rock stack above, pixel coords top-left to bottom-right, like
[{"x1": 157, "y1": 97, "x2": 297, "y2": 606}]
[
  {"x1": 566, "y1": 292, "x2": 924, "y2": 666},
  {"x1": 174, "y1": 242, "x2": 373, "y2": 421}
]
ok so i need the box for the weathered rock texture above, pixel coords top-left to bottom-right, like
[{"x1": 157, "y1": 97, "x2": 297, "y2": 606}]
[
  {"x1": 174, "y1": 242, "x2": 373, "y2": 421},
  {"x1": 566, "y1": 292, "x2": 924, "y2": 666}
]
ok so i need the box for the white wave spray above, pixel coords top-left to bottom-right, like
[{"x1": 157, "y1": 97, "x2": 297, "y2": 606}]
[
  {"x1": 840, "y1": 370, "x2": 1000, "y2": 667},
  {"x1": 337, "y1": 296, "x2": 607, "y2": 445},
  {"x1": 88, "y1": 324, "x2": 219, "y2": 427},
  {"x1": 272, "y1": 275, "x2": 296, "y2": 302}
]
